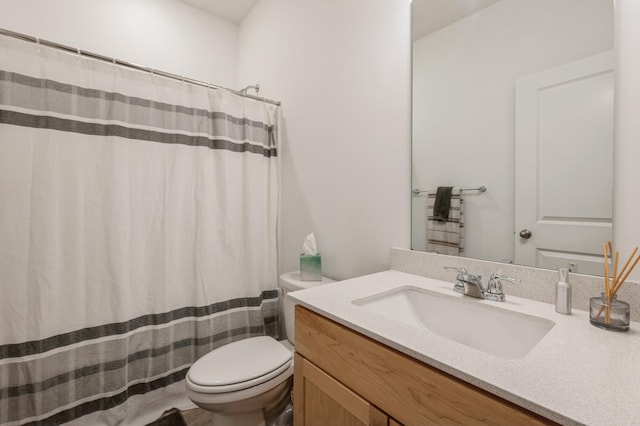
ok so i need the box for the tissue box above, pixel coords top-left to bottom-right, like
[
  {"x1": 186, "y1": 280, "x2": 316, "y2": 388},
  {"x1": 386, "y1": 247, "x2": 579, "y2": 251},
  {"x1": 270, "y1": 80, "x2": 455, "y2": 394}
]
[{"x1": 300, "y1": 254, "x2": 322, "y2": 281}]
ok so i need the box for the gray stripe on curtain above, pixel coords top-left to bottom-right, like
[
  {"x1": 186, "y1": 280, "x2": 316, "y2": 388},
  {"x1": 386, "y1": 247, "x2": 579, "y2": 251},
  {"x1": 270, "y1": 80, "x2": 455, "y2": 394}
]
[
  {"x1": 0, "y1": 71, "x2": 274, "y2": 146},
  {"x1": 22, "y1": 369, "x2": 189, "y2": 426},
  {"x1": 0, "y1": 291, "x2": 280, "y2": 425},
  {"x1": 1, "y1": 289, "x2": 279, "y2": 359},
  {"x1": 0, "y1": 110, "x2": 277, "y2": 157}
]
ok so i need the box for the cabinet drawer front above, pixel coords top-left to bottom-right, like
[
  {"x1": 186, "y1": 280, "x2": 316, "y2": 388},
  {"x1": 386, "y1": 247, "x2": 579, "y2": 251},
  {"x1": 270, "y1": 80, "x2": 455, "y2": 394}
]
[{"x1": 295, "y1": 306, "x2": 554, "y2": 426}]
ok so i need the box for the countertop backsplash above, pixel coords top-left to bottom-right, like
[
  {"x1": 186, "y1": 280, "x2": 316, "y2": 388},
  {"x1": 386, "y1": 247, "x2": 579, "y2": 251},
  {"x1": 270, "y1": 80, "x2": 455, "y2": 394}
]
[{"x1": 391, "y1": 248, "x2": 640, "y2": 323}]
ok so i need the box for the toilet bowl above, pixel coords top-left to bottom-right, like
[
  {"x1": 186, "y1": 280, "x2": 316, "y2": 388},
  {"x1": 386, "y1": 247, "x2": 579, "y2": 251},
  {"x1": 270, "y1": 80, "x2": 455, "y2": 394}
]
[{"x1": 185, "y1": 271, "x2": 335, "y2": 426}]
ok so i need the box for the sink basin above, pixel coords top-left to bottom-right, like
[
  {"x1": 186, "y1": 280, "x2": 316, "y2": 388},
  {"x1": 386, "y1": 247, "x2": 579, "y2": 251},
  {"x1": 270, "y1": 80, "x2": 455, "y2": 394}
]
[{"x1": 353, "y1": 286, "x2": 555, "y2": 359}]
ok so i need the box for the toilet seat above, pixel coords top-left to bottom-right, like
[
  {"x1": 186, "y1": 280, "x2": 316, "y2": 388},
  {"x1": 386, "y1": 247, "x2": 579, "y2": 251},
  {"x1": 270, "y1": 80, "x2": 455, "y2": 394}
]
[{"x1": 187, "y1": 336, "x2": 293, "y2": 394}]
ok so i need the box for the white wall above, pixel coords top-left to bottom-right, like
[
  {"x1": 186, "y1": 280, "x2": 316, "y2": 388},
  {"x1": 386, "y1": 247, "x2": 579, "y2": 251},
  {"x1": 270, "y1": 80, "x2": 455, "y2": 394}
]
[
  {"x1": 614, "y1": 0, "x2": 640, "y2": 282},
  {"x1": 0, "y1": 0, "x2": 238, "y2": 87},
  {"x1": 412, "y1": 0, "x2": 613, "y2": 262},
  {"x1": 238, "y1": 0, "x2": 412, "y2": 280}
]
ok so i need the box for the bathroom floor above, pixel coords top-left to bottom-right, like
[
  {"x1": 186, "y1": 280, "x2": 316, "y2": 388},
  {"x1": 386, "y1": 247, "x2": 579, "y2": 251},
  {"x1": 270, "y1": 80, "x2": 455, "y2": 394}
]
[
  {"x1": 149, "y1": 403, "x2": 294, "y2": 425},
  {"x1": 147, "y1": 408, "x2": 211, "y2": 426},
  {"x1": 182, "y1": 408, "x2": 212, "y2": 426}
]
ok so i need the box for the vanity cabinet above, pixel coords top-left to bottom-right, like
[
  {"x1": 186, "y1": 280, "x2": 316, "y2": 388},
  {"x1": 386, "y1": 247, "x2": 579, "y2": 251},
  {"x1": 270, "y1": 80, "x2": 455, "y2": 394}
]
[{"x1": 293, "y1": 305, "x2": 556, "y2": 426}]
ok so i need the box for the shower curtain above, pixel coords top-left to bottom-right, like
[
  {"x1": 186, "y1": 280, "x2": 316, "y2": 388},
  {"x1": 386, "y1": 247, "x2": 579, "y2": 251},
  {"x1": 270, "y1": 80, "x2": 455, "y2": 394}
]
[{"x1": 0, "y1": 36, "x2": 280, "y2": 425}]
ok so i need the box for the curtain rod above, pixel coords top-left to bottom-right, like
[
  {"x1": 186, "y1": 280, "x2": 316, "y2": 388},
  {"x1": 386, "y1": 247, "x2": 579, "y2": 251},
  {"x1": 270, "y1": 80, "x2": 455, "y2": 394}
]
[{"x1": 0, "y1": 27, "x2": 281, "y2": 106}]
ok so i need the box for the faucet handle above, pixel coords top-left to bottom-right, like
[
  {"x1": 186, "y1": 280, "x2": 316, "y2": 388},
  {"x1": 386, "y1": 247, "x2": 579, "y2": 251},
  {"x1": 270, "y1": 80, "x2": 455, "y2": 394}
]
[
  {"x1": 444, "y1": 266, "x2": 466, "y2": 274},
  {"x1": 489, "y1": 272, "x2": 520, "y2": 284},
  {"x1": 444, "y1": 267, "x2": 482, "y2": 286},
  {"x1": 487, "y1": 273, "x2": 520, "y2": 294}
]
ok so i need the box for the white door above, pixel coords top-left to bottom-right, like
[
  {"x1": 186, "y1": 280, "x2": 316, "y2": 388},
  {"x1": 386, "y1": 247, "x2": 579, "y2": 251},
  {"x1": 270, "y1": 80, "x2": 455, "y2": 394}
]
[{"x1": 514, "y1": 51, "x2": 613, "y2": 275}]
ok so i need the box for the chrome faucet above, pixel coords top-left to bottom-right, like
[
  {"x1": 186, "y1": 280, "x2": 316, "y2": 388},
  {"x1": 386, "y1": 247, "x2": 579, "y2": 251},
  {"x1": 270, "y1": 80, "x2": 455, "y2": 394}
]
[
  {"x1": 444, "y1": 267, "x2": 519, "y2": 302},
  {"x1": 444, "y1": 267, "x2": 484, "y2": 298}
]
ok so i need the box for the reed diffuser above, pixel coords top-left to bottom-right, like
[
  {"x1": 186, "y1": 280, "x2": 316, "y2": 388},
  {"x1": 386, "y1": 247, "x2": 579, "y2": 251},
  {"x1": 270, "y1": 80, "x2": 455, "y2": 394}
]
[{"x1": 589, "y1": 242, "x2": 639, "y2": 331}]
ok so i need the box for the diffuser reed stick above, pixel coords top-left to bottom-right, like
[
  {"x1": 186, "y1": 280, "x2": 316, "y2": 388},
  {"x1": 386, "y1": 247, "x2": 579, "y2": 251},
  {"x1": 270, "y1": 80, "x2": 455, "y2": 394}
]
[
  {"x1": 603, "y1": 243, "x2": 611, "y2": 323},
  {"x1": 613, "y1": 250, "x2": 619, "y2": 289},
  {"x1": 604, "y1": 243, "x2": 610, "y2": 291},
  {"x1": 612, "y1": 253, "x2": 640, "y2": 296},
  {"x1": 611, "y1": 246, "x2": 639, "y2": 296}
]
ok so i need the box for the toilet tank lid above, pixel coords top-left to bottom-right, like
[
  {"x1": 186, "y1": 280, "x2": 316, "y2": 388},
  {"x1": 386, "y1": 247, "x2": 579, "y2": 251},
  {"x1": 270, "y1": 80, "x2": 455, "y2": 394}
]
[{"x1": 187, "y1": 336, "x2": 291, "y2": 387}]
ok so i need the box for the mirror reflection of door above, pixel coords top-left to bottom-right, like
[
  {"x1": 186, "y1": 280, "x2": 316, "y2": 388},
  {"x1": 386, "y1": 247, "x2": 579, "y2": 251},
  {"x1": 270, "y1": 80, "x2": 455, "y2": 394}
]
[{"x1": 514, "y1": 51, "x2": 614, "y2": 275}]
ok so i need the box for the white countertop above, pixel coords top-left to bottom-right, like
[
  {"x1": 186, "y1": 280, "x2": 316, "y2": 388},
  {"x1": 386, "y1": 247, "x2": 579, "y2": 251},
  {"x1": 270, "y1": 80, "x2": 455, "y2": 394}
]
[{"x1": 287, "y1": 270, "x2": 640, "y2": 426}]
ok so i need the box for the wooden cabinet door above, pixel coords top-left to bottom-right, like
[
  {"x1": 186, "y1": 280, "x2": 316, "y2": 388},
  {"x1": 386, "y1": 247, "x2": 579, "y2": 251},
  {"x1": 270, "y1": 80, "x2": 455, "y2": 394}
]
[{"x1": 293, "y1": 353, "x2": 389, "y2": 426}]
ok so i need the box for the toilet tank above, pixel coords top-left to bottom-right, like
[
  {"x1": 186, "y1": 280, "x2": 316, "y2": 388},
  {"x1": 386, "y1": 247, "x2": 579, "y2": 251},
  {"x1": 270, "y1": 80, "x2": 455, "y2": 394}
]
[{"x1": 280, "y1": 271, "x2": 335, "y2": 344}]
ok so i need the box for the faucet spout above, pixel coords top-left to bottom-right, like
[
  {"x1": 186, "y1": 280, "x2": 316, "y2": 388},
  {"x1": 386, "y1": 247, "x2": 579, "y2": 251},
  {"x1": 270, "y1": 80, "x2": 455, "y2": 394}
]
[
  {"x1": 460, "y1": 276, "x2": 486, "y2": 299},
  {"x1": 444, "y1": 267, "x2": 485, "y2": 299}
]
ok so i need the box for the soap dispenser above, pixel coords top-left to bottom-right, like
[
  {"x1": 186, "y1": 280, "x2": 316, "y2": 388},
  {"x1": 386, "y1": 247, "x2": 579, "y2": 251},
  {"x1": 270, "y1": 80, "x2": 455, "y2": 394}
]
[{"x1": 555, "y1": 268, "x2": 572, "y2": 315}]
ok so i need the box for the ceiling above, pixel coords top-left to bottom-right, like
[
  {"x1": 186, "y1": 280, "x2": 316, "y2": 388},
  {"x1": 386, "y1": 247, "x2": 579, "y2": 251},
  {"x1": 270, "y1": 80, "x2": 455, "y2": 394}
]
[
  {"x1": 179, "y1": 0, "x2": 501, "y2": 39},
  {"x1": 412, "y1": 0, "x2": 501, "y2": 41},
  {"x1": 179, "y1": 0, "x2": 260, "y2": 24}
]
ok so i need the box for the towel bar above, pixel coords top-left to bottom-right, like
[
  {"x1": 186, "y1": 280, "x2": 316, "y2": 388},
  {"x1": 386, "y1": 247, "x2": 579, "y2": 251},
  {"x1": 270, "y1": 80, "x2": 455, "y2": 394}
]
[{"x1": 412, "y1": 185, "x2": 487, "y2": 195}]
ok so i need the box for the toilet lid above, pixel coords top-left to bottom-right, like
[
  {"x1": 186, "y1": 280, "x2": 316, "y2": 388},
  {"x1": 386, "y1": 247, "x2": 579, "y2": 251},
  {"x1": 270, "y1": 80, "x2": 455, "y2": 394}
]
[{"x1": 187, "y1": 336, "x2": 292, "y2": 390}]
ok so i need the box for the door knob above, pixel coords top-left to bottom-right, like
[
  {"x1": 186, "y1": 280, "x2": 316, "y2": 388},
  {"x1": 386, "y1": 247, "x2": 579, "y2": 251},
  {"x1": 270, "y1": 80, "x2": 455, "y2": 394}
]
[{"x1": 519, "y1": 229, "x2": 532, "y2": 239}]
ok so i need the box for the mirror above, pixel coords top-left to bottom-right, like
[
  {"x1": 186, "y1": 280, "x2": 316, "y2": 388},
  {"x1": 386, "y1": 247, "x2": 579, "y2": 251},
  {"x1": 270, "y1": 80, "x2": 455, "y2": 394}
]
[{"x1": 411, "y1": 0, "x2": 615, "y2": 276}]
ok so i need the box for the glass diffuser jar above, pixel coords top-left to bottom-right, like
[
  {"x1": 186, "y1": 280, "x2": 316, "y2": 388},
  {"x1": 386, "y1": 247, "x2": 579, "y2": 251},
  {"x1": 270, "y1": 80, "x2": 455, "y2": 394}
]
[{"x1": 589, "y1": 292, "x2": 630, "y2": 332}]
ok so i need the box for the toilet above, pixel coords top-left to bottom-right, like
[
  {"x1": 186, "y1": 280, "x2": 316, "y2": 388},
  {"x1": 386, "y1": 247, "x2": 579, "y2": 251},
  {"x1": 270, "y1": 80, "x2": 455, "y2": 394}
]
[{"x1": 185, "y1": 271, "x2": 335, "y2": 426}]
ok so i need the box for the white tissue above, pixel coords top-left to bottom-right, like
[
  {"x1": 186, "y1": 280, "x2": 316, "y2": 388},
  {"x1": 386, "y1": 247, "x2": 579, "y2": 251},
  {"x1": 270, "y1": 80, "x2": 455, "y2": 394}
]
[{"x1": 302, "y1": 233, "x2": 318, "y2": 255}]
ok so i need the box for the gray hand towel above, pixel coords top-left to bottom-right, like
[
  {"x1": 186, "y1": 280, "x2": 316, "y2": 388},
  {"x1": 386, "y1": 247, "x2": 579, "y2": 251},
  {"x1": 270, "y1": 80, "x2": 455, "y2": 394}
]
[{"x1": 433, "y1": 186, "x2": 453, "y2": 221}]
